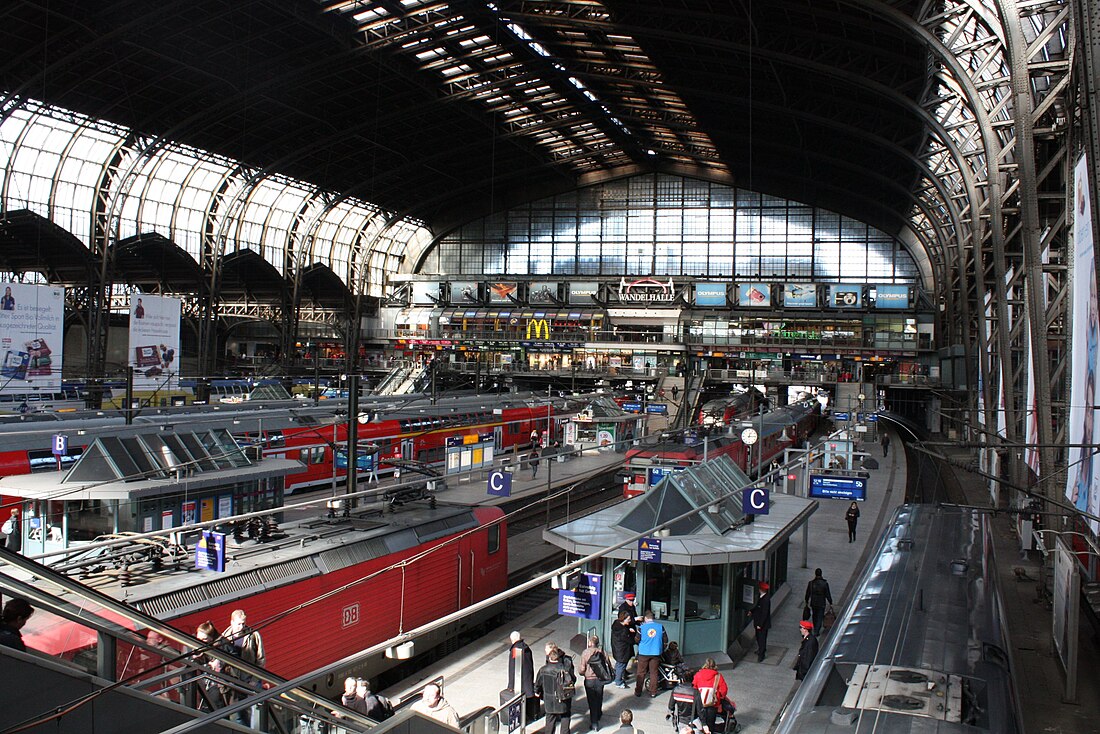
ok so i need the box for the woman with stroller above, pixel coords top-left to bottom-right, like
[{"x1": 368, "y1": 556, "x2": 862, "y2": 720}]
[{"x1": 691, "y1": 659, "x2": 728, "y2": 734}]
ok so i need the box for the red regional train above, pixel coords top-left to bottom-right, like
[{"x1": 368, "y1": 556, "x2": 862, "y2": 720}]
[
  {"x1": 22, "y1": 504, "x2": 509, "y2": 694},
  {"x1": 623, "y1": 401, "x2": 819, "y2": 498},
  {"x1": 695, "y1": 390, "x2": 764, "y2": 427}
]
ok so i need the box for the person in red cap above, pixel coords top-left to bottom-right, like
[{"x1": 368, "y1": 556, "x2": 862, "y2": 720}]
[
  {"x1": 794, "y1": 620, "x2": 819, "y2": 681},
  {"x1": 617, "y1": 593, "x2": 642, "y2": 625},
  {"x1": 751, "y1": 582, "x2": 772, "y2": 662}
]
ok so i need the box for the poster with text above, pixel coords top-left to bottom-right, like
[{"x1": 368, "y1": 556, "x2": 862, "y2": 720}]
[
  {"x1": 873, "y1": 285, "x2": 910, "y2": 309},
  {"x1": 0, "y1": 282, "x2": 65, "y2": 394},
  {"x1": 1067, "y1": 154, "x2": 1098, "y2": 531},
  {"x1": 128, "y1": 294, "x2": 181, "y2": 392},
  {"x1": 782, "y1": 283, "x2": 817, "y2": 308},
  {"x1": 695, "y1": 282, "x2": 727, "y2": 307},
  {"x1": 738, "y1": 283, "x2": 771, "y2": 307}
]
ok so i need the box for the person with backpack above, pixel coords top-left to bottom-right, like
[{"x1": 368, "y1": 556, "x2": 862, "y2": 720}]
[
  {"x1": 803, "y1": 568, "x2": 833, "y2": 636},
  {"x1": 579, "y1": 634, "x2": 613, "y2": 731},
  {"x1": 545, "y1": 643, "x2": 577, "y2": 727},
  {"x1": 691, "y1": 659, "x2": 728, "y2": 734},
  {"x1": 535, "y1": 645, "x2": 575, "y2": 734}
]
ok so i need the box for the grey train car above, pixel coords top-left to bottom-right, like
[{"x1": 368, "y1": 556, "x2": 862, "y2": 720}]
[{"x1": 775, "y1": 505, "x2": 1022, "y2": 733}]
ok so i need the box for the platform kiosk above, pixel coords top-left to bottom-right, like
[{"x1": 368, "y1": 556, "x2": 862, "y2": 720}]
[{"x1": 543, "y1": 455, "x2": 817, "y2": 656}]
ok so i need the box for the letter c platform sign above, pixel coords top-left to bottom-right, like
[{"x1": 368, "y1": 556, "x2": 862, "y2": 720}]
[
  {"x1": 747, "y1": 487, "x2": 770, "y2": 515},
  {"x1": 487, "y1": 469, "x2": 512, "y2": 498}
]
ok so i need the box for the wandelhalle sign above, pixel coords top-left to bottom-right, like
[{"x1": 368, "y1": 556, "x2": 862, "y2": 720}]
[
  {"x1": 617, "y1": 277, "x2": 677, "y2": 304},
  {"x1": 558, "y1": 572, "x2": 602, "y2": 619}
]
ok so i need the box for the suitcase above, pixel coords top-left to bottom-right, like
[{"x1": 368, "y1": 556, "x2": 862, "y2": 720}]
[{"x1": 500, "y1": 688, "x2": 516, "y2": 706}]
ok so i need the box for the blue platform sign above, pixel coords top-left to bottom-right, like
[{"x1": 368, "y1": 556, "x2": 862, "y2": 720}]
[
  {"x1": 558, "y1": 572, "x2": 602, "y2": 619},
  {"x1": 621, "y1": 402, "x2": 643, "y2": 413},
  {"x1": 645, "y1": 403, "x2": 668, "y2": 414},
  {"x1": 745, "y1": 486, "x2": 770, "y2": 515},
  {"x1": 833, "y1": 412, "x2": 850, "y2": 421},
  {"x1": 51, "y1": 434, "x2": 68, "y2": 456},
  {"x1": 809, "y1": 474, "x2": 868, "y2": 501},
  {"x1": 638, "y1": 537, "x2": 662, "y2": 563},
  {"x1": 866, "y1": 414, "x2": 879, "y2": 422},
  {"x1": 487, "y1": 469, "x2": 512, "y2": 497},
  {"x1": 195, "y1": 531, "x2": 226, "y2": 572}
]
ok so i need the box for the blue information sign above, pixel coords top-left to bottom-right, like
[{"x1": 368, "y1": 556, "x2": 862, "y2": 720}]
[
  {"x1": 745, "y1": 486, "x2": 770, "y2": 515},
  {"x1": 645, "y1": 403, "x2": 668, "y2": 414},
  {"x1": 51, "y1": 434, "x2": 68, "y2": 456},
  {"x1": 866, "y1": 414, "x2": 879, "y2": 422},
  {"x1": 557, "y1": 573, "x2": 602, "y2": 619},
  {"x1": 195, "y1": 531, "x2": 227, "y2": 572},
  {"x1": 809, "y1": 474, "x2": 868, "y2": 501},
  {"x1": 833, "y1": 412, "x2": 850, "y2": 421},
  {"x1": 487, "y1": 470, "x2": 512, "y2": 497},
  {"x1": 621, "y1": 402, "x2": 643, "y2": 413},
  {"x1": 638, "y1": 537, "x2": 662, "y2": 563}
]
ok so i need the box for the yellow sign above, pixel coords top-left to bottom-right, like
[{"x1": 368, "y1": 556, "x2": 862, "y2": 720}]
[{"x1": 526, "y1": 318, "x2": 551, "y2": 339}]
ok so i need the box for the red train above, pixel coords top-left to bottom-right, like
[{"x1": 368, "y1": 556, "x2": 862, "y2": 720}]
[
  {"x1": 24, "y1": 505, "x2": 509, "y2": 693},
  {"x1": 695, "y1": 390, "x2": 764, "y2": 427},
  {"x1": 624, "y1": 401, "x2": 819, "y2": 497}
]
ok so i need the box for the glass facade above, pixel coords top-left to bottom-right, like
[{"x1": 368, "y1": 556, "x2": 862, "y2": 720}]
[{"x1": 424, "y1": 173, "x2": 920, "y2": 283}]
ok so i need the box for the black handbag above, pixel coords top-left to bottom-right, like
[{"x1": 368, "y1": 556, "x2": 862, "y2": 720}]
[
  {"x1": 802, "y1": 604, "x2": 812, "y2": 621},
  {"x1": 589, "y1": 651, "x2": 614, "y2": 683}
]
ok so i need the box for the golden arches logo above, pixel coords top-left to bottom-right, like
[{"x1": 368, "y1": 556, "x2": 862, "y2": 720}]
[{"x1": 526, "y1": 318, "x2": 551, "y2": 339}]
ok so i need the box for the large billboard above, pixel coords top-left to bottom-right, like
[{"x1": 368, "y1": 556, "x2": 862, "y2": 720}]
[
  {"x1": 1068, "y1": 153, "x2": 1098, "y2": 531},
  {"x1": 873, "y1": 285, "x2": 910, "y2": 309},
  {"x1": 694, "y1": 282, "x2": 727, "y2": 307},
  {"x1": 128, "y1": 294, "x2": 181, "y2": 392},
  {"x1": 782, "y1": 283, "x2": 817, "y2": 308},
  {"x1": 829, "y1": 284, "x2": 862, "y2": 308},
  {"x1": 450, "y1": 281, "x2": 479, "y2": 304},
  {"x1": 0, "y1": 283, "x2": 65, "y2": 393},
  {"x1": 488, "y1": 282, "x2": 518, "y2": 304},
  {"x1": 410, "y1": 282, "x2": 440, "y2": 304},
  {"x1": 529, "y1": 282, "x2": 559, "y2": 305},
  {"x1": 569, "y1": 282, "x2": 599, "y2": 304},
  {"x1": 738, "y1": 283, "x2": 771, "y2": 307}
]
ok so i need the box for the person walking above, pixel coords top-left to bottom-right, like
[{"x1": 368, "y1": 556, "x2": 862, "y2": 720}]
[
  {"x1": 3, "y1": 508, "x2": 21, "y2": 553},
  {"x1": 614, "y1": 710, "x2": 637, "y2": 733},
  {"x1": 508, "y1": 631, "x2": 539, "y2": 722},
  {"x1": 610, "y1": 610, "x2": 635, "y2": 688},
  {"x1": 881, "y1": 433, "x2": 890, "y2": 456},
  {"x1": 795, "y1": 620, "x2": 820, "y2": 680},
  {"x1": 535, "y1": 646, "x2": 574, "y2": 734},
  {"x1": 411, "y1": 683, "x2": 460, "y2": 727},
  {"x1": 751, "y1": 582, "x2": 772, "y2": 662},
  {"x1": 804, "y1": 568, "x2": 833, "y2": 636},
  {"x1": 579, "y1": 634, "x2": 611, "y2": 731},
  {"x1": 634, "y1": 610, "x2": 667, "y2": 698},
  {"x1": 222, "y1": 609, "x2": 265, "y2": 726},
  {"x1": 530, "y1": 449, "x2": 541, "y2": 479},
  {"x1": 845, "y1": 502, "x2": 861, "y2": 542},
  {"x1": 691, "y1": 658, "x2": 728, "y2": 734}
]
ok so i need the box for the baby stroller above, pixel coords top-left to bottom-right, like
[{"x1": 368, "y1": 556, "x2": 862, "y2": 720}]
[{"x1": 715, "y1": 697, "x2": 741, "y2": 734}]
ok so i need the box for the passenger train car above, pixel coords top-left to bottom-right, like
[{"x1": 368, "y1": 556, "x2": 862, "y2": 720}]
[
  {"x1": 695, "y1": 390, "x2": 764, "y2": 427},
  {"x1": 623, "y1": 401, "x2": 818, "y2": 497},
  {"x1": 20, "y1": 503, "x2": 509, "y2": 693},
  {"x1": 775, "y1": 505, "x2": 1022, "y2": 734}
]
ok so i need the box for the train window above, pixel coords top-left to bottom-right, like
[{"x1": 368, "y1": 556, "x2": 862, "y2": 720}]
[
  {"x1": 300, "y1": 446, "x2": 324, "y2": 464},
  {"x1": 266, "y1": 430, "x2": 286, "y2": 449},
  {"x1": 487, "y1": 524, "x2": 500, "y2": 554},
  {"x1": 28, "y1": 448, "x2": 84, "y2": 472}
]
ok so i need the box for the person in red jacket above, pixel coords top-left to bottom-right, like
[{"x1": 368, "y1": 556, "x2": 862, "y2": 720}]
[{"x1": 691, "y1": 658, "x2": 728, "y2": 734}]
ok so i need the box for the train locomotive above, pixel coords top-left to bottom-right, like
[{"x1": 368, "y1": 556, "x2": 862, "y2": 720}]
[{"x1": 775, "y1": 504, "x2": 1022, "y2": 734}]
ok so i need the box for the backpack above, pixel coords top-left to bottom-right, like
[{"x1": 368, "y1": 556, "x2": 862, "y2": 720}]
[
  {"x1": 556, "y1": 666, "x2": 575, "y2": 702},
  {"x1": 670, "y1": 684, "x2": 697, "y2": 726}
]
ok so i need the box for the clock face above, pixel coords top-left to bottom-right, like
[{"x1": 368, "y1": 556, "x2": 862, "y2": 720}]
[{"x1": 741, "y1": 428, "x2": 759, "y2": 445}]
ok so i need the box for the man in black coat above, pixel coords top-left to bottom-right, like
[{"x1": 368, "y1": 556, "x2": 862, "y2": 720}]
[
  {"x1": 804, "y1": 568, "x2": 833, "y2": 636},
  {"x1": 751, "y1": 582, "x2": 772, "y2": 662},
  {"x1": 535, "y1": 646, "x2": 574, "y2": 734},
  {"x1": 795, "y1": 620, "x2": 819, "y2": 680},
  {"x1": 508, "y1": 631, "x2": 538, "y2": 721}
]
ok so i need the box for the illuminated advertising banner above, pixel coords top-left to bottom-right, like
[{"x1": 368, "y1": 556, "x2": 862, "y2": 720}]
[
  {"x1": 0, "y1": 283, "x2": 65, "y2": 393},
  {"x1": 569, "y1": 282, "x2": 599, "y2": 304},
  {"x1": 873, "y1": 285, "x2": 910, "y2": 309},
  {"x1": 738, "y1": 283, "x2": 771, "y2": 307},
  {"x1": 782, "y1": 283, "x2": 817, "y2": 308},
  {"x1": 488, "y1": 282, "x2": 518, "y2": 303},
  {"x1": 450, "y1": 281, "x2": 479, "y2": 304},
  {"x1": 829, "y1": 284, "x2": 862, "y2": 308},
  {"x1": 1068, "y1": 153, "x2": 1098, "y2": 531},
  {"x1": 529, "y1": 282, "x2": 559, "y2": 304},
  {"x1": 128, "y1": 294, "x2": 181, "y2": 391},
  {"x1": 694, "y1": 282, "x2": 727, "y2": 307},
  {"x1": 410, "y1": 282, "x2": 440, "y2": 304}
]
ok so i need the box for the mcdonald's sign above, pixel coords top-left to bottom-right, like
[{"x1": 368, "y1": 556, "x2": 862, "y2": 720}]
[{"x1": 526, "y1": 318, "x2": 551, "y2": 339}]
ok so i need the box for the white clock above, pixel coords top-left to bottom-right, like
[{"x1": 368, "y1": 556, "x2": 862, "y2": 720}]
[{"x1": 741, "y1": 427, "x2": 759, "y2": 445}]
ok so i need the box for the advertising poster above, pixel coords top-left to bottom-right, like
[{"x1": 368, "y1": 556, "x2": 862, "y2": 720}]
[
  {"x1": 128, "y1": 294, "x2": 181, "y2": 392},
  {"x1": 450, "y1": 281, "x2": 478, "y2": 304},
  {"x1": 1067, "y1": 153, "x2": 1098, "y2": 531},
  {"x1": 557, "y1": 573, "x2": 602, "y2": 620},
  {"x1": 410, "y1": 282, "x2": 440, "y2": 304},
  {"x1": 873, "y1": 285, "x2": 910, "y2": 309},
  {"x1": 569, "y1": 282, "x2": 599, "y2": 304},
  {"x1": 529, "y1": 282, "x2": 559, "y2": 304},
  {"x1": 782, "y1": 283, "x2": 817, "y2": 308},
  {"x1": 488, "y1": 282, "x2": 518, "y2": 303},
  {"x1": 738, "y1": 283, "x2": 771, "y2": 307},
  {"x1": 829, "y1": 284, "x2": 862, "y2": 308},
  {"x1": 695, "y1": 282, "x2": 727, "y2": 307},
  {"x1": 0, "y1": 282, "x2": 65, "y2": 393}
]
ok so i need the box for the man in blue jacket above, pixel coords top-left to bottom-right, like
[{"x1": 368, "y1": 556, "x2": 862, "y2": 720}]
[{"x1": 634, "y1": 610, "x2": 668, "y2": 698}]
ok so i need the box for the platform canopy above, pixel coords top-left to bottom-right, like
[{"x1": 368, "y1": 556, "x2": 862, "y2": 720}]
[{"x1": 543, "y1": 454, "x2": 817, "y2": 565}]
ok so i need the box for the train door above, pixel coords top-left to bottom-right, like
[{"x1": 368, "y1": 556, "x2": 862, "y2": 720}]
[
  {"x1": 494, "y1": 425, "x2": 503, "y2": 451},
  {"x1": 401, "y1": 438, "x2": 415, "y2": 461}
]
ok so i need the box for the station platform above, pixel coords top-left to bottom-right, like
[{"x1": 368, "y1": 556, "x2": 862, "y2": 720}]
[{"x1": 380, "y1": 428, "x2": 907, "y2": 733}]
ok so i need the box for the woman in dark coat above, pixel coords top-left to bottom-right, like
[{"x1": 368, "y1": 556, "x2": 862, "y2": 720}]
[
  {"x1": 845, "y1": 501, "x2": 860, "y2": 542},
  {"x1": 610, "y1": 610, "x2": 635, "y2": 688},
  {"x1": 795, "y1": 620, "x2": 819, "y2": 680}
]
